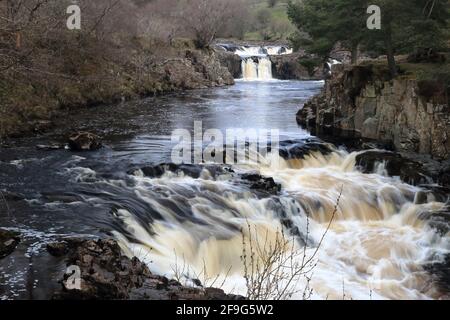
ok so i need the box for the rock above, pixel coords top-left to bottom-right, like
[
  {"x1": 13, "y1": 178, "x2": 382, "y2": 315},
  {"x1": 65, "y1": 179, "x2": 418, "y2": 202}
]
[
  {"x1": 425, "y1": 253, "x2": 450, "y2": 296},
  {"x1": 0, "y1": 229, "x2": 20, "y2": 259},
  {"x1": 68, "y1": 132, "x2": 102, "y2": 151},
  {"x1": 133, "y1": 163, "x2": 233, "y2": 179},
  {"x1": 240, "y1": 173, "x2": 281, "y2": 194},
  {"x1": 50, "y1": 238, "x2": 244, "y2": 300},
  {"x1": 300, "y1": 64, "x2": 450, "y2": 160},
  {"x1": 278, "y1": 138, "x2": 333, "y2": 159},
  {"x1": 271, "y1": 54, "x2": 322, "y2": 80},
  {"x1": 159, "y1": 50, "x2": 234, "y2": 90},
  {"x1": 355, "y1": 150, "x2": 429, "y2": 185},
  {"x1": 216, "y1": 50, "x2": 242, "y2": 78},
  {"x1": 47, "y1": 242, "x2": 70, "y2": 257}
]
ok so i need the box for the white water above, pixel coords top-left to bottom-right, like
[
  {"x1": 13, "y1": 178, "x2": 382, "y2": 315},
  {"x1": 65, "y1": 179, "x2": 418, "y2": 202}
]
[
  {"x1": 241, "y1": 57, "x2": 273, "y2": 81},
  {"x1": 227, "y1": 45, "x2": 293, "y2": 81},
  {"x1": 114, "y1": 149, "x2": 449, "y2": 300}
]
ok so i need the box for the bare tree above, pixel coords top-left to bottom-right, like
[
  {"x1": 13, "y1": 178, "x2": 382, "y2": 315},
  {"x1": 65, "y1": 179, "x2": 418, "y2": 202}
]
[
  {"x1": 178, "y1": 0, "x2": 243, "y2": 48},
  {"x1": 241, "y1": 190, "x2": 341, "y2": 300}
]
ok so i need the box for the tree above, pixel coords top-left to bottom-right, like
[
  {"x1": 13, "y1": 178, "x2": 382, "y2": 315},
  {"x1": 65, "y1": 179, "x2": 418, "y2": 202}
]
[
  {"x1": 288, "y1": 0, "x2": 450, "y2": 77},
  {"x1": 364, "y1": 0, "x2": 449, "y2": 76},
  {"x1": 178, "y1": 0, "x2": 244, "y2": 49},
  {"x1": 288, "y1": 0, "x2": 367, "y2": 64}
]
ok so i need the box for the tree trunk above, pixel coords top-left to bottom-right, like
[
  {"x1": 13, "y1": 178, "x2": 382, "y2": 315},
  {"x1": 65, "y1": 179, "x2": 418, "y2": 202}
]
[
  {"x1": 351, "y1": 43, "x2": 359, "y2": 65},
  {"x1": 385, "y1": 24, "x2": 397, "y2": 78}
]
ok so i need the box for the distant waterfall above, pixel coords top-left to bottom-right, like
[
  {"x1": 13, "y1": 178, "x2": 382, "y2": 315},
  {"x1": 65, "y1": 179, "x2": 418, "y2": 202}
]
[
  {"x1": 218, "y1": 44, "x2": 293, "y2": 81},
  {"x1": 241, "y1": 57, "x2": 273, "y2": 80}
]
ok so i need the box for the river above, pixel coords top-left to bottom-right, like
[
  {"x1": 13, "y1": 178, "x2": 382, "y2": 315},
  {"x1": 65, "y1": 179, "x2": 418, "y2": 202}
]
[{"x1": 0, "y1": 80, "x2": 448, "y2": 300}]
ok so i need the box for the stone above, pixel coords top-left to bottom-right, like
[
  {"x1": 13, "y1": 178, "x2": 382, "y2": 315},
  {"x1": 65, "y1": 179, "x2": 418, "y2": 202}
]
[
  {"x1": 241, "y1": 173, "x2": 281, "y2": 194},
  {"x1": 50, "y1": 238, "x2": 244, "y2": 300},
  {"x1": 0, "y1": 229, "x2": 20, "y2": 259},
  {"x1": 68, "y1": 132, "x2": 102, "y2": 151},
  {"x1": 300, "y1": 64, "x2": 450, "y2": 160}
]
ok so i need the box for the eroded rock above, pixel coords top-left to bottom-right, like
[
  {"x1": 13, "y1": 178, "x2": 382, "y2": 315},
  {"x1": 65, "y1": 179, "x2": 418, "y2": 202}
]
[
  {"x1": 68, "y1": 132, "x2": 102, "y2": 151},
  {"x1": 0, "y1": 229, "x2": 20, "y2": 259},
  {"x1": 49, "y1": 238, "x2": 244, "y2": 300}
]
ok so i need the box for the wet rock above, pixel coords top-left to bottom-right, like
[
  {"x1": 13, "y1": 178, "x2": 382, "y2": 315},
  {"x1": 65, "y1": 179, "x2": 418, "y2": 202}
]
[
  {"x1": 68, "y1": 132, "x2": 102, "y2": 151},
  {"x1": 300, "y1": 64, "x2": 450, "y2": 160},
  {"x1": 355, "y1": 150, "x2": 429, "y2": 185},
  {"x1": 47, "y1": 242, "x2": 70, "y2": 257},
  {"x1": 278, "y1": 139, "x2": 333, "y2": 160},
  {"x1": 50, "y1": 238, "x2": 244, "y2": 300},
  {"x1": 0, "y1": 229, "x2": 20, "y2": 259},
  {"x1": 135, "y1": 163, "x2": 233, "y2": 179},
  {"x1": 216, "y1": 50, "x2": 242, "y2": 78},
  {"x1": 241, "y1": 173, "x2": 281, "y2": 194},
  {"x1": 427, "y1": 255, "x2": 450, "y2": 296},
  {"x1": 419, "y1": 206, "x2": 450, "y2": 236}
]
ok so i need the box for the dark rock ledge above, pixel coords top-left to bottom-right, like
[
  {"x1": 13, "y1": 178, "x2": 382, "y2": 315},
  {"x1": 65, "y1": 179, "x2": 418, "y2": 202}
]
[
  {"x1": 47, "y1": 238, "x2": 244, "y2": 300},
  {"x1": 0, "y1": 229, "x2": 20, "y2": 259}
]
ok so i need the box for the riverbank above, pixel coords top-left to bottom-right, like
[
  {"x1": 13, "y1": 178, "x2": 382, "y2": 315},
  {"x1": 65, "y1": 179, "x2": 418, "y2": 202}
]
[{"x1": 0, "y1": 38, "x2": 234, "y2": 141}]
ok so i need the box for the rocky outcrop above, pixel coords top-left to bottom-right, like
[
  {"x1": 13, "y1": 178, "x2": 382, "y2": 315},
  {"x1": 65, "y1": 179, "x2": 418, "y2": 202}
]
[
  {"x1": 298, "y1": 64, "x2": 450, "y2": 160},
  {"x1": 49, "y1": 238, "x2": 243, "y2": 300},
  {"x1": 0, "y1": 229, "x2": 20, "y2": 259},
  {"x1": 158, "y1": 50, "x2": 235, "y2": 90},
  {"x1": 216, "y1": 50, "x2": 242, "y2": 79},
  {"x1": 271, "y1": 54, "x2": 323, "y2": 80}
]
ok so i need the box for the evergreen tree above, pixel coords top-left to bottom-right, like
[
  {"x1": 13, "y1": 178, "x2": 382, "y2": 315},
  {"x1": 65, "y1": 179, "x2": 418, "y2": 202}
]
[{"x1": 288, "y1": 0, "x2": 450, "y2": 77}]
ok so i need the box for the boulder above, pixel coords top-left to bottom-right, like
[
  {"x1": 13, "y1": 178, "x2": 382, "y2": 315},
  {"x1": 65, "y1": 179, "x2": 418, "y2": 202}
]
[
  {"x1": 216, "y1": 50, "x2": 242, "y2": 79},
  {"x1": 0, "y1": 229, "x2": 20, "y2": 259},
  {"x1": 355, "y1": 150, "x2": 428, "y2": 185},
  {"x1": 68, "y1": 132, "x2": 102, "y2": 151},
  {"x1": 49, "y1": 238, "x2": 244, "y2": 300},
  {"x1": 240, "y1": 173, "x2": 281, "y2": 194}
]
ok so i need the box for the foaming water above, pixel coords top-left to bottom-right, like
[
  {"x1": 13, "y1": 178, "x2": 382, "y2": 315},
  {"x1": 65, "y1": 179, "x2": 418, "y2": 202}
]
[
  {"x1": 113, "y1": 149, "x2": 449, "y2": 300},
  {"x1": 1, "y1": 80, "x2": 448, "y2": 300}
]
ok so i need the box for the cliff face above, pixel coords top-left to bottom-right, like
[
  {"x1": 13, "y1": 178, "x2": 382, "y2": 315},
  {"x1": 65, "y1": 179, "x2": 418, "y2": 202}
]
[
  {"x1": 298, "y1": 65, "x2": 450, "y2": 160},
  {"x1": 270, "y1": 54, "x2": 323, "y2": 80}
]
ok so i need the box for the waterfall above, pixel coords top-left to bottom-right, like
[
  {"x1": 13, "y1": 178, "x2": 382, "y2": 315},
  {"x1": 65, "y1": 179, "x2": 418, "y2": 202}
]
[
  {"x1": 219, "y1": 44, "x2": 293, "y2": 81},
  {"x1": 112, "y1": 147, "x2": 449, "y2": 300},
  {"x1": 241, "y1": 57, "x2": 273, "y2": 80}
]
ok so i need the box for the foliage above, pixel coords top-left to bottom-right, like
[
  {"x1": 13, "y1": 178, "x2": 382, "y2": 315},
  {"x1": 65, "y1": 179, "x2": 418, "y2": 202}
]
[{"x1": 288, "y1": 0, "x2": 450, "y2": 76}]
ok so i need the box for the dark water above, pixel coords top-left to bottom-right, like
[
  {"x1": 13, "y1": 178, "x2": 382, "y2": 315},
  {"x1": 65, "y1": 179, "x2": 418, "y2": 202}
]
[
  {"x1": 1, "y1": 79, "x2": 449, "y2": 300},
  {"x1": 0, "y1": 80, "x2": 323, "y2": 298}
]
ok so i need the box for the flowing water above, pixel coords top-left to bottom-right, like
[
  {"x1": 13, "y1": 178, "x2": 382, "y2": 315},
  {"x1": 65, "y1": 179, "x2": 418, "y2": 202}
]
[
  {"x1": 0, "y1": 80, "x2": 448, "y2": 300},
  {"x1": 219, "y1": 44, "x2": 293, "y2": 80}
]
